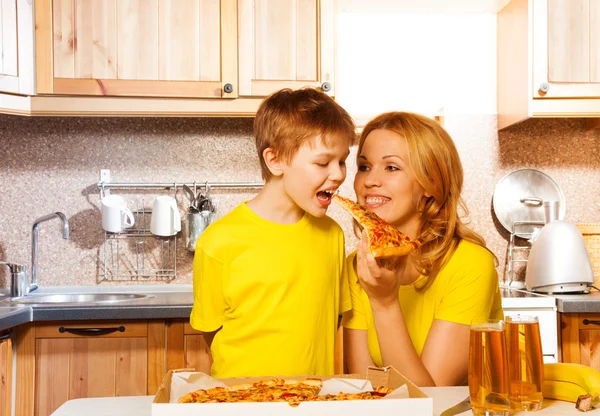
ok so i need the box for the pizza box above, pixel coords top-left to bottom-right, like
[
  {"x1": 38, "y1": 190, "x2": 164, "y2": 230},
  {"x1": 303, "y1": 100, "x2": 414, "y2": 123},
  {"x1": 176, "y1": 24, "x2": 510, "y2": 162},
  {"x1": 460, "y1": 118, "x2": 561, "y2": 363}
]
[{"x1": 152, "y1": 366, "x2": 433, "y2": 415}]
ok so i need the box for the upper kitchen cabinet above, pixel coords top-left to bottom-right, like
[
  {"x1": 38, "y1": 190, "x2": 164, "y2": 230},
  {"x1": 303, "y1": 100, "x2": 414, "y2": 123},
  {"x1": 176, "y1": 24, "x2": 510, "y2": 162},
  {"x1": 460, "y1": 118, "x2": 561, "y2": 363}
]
[
  {"x1": 0, "y1": 0, "x2": 35, "y2": 97},
  {"x1": 237, "y1": 0, "x2": 334, "y2": 97},
  {"x1": 498, "y1": 0, "x2": 600, "y2": 129},
  {"x1": 35, "y1": 0, "x2": 238, "y2": 98}
]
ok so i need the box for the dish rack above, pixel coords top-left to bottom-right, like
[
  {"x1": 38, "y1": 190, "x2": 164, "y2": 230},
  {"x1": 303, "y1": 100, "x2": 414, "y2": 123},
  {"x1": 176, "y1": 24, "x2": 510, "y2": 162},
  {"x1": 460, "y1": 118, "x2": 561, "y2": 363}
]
[
  {"x1": 506, "y1": 220, "x2": 545, "y2": 285},
  {"x1": 97, "y1": 170, "x2": 263, "y2": 282}
]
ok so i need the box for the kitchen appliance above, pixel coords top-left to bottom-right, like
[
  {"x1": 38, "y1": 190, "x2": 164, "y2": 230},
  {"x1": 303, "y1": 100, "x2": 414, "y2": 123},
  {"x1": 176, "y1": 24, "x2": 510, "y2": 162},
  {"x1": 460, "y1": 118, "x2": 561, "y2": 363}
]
[{"x1": 525, "y1": 216, "x2": 594, "y2": 294}]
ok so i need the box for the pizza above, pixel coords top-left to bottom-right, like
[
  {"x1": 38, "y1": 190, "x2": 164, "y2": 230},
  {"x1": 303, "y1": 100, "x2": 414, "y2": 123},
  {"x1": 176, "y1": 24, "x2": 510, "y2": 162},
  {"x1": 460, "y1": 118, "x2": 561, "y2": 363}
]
[
  {"x1": 333, "y1": 194, "x2": 420, "y2": 258},
  {"x1": 177, "y1": 378, "x2": 394, "y2": 406}
]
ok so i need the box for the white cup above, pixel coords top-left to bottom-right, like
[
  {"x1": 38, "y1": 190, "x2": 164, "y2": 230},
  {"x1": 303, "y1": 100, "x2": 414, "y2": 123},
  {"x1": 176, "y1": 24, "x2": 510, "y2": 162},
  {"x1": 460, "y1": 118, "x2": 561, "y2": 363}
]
[
  {"x1": 101, "y1": 195, "x2": 135, "y2": 233},
  {"x1": 150, "y1": 196, "x2": 181, "y2": 236}
]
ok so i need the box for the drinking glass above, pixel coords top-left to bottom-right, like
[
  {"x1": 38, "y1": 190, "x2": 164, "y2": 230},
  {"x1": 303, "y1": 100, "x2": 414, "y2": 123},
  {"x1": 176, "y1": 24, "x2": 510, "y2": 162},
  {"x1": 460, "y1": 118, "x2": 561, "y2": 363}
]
[
  {"x1": 469, "y1": 319, "x2": 510, "y2": 416},
  {"x1": 505, "y1": 315, "x2": 544, "y2": 411}
]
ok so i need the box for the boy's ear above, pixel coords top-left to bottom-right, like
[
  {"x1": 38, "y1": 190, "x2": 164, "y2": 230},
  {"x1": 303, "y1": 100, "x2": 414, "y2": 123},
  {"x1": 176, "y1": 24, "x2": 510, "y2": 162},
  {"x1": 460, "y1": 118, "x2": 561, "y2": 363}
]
[{"x1": 263, "y1": 147, "x2": 284, "y2": 177}]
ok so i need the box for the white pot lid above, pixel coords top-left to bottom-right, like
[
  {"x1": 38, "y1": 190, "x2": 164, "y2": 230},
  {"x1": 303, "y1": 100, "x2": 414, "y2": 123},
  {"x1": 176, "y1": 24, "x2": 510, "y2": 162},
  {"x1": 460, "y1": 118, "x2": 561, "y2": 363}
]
[{"x1": 492, "y1": 168, "x2": 566, "y2": 238}]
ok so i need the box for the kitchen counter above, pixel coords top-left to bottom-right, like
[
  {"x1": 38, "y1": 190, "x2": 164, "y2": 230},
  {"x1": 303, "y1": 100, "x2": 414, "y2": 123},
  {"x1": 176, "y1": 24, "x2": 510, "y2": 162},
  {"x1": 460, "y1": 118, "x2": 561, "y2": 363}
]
[
  {"x1": 0, "y1": 306, "x2": 32, "y2": 332},
  {"x1": 0, "y1": 285, "x2": 193, "y2": 327},
  {"x1": 0, "y1": 284, "x2": 596, "y2": 333},
  {"x1": 50, "y1": 386, "x2": 588, "y2": 416},
  {"x1": 554, "y1": 292, "x2": 600, "y2": 313}
]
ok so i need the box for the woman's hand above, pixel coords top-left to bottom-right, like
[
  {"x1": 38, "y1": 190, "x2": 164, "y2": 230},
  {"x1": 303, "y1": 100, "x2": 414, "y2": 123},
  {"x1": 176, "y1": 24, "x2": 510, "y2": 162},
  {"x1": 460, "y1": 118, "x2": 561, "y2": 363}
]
[{"x1": 356, "y1": 230, "x2": 407, "y2": 309}]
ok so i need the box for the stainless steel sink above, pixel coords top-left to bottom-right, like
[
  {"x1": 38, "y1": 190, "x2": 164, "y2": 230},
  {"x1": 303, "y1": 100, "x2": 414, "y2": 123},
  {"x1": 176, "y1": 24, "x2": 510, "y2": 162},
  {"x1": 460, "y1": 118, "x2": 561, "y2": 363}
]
[{"x1": 8, "y1": 293, "x2": 153, "y2": 304}]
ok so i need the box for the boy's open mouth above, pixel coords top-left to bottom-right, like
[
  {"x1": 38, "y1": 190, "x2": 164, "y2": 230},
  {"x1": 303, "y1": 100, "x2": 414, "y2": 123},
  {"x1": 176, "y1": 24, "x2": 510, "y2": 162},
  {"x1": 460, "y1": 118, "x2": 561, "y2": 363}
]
[{"x1": 317, "y1": 189, "x2": 335, "y2": 202}]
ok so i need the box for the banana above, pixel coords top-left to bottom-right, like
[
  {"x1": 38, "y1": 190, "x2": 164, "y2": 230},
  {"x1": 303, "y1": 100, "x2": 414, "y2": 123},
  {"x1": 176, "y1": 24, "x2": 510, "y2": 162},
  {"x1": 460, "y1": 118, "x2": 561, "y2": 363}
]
[{"x1": 543, "y1": 363, "x2": 600, "y2": 405}]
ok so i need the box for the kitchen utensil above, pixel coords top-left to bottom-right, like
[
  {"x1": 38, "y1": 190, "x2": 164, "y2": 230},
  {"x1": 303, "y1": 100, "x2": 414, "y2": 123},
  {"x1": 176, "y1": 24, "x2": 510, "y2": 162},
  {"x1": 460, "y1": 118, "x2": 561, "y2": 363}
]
[
  {"x1": 468, "y1": 319, "x2": 510, "y2": 416},
  {"x1": 493, "y1": 169, "x2": 566, "y2": 238},
  {"x1": 440, "y1": 396, "x2": 471, "y2": 416},
  {"x1": 150, "y1": 196, "x2": 181, "y2": 236},
  {"x1": 184, "y1": 210, "x2": 207, "y2": 251},
  {"x1": 525, "y1": 219, "x2": 594, "y2": 293},
  {"x1": 183, "y1": 185, "x2": 197, "y2": 209},
  {"x1": 505, "y1": 315, "x2": 544, "y2": 411},
  {"x1": 101, "y1": 195, "x2": 135, "y2": 233}
]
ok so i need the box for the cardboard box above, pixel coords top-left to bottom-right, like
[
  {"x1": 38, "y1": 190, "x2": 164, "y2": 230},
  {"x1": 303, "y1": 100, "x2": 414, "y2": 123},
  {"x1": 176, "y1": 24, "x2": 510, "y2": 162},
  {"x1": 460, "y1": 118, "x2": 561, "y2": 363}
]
[{"x1": 152, "y1": 367, "x2": 433, "y2": 415}]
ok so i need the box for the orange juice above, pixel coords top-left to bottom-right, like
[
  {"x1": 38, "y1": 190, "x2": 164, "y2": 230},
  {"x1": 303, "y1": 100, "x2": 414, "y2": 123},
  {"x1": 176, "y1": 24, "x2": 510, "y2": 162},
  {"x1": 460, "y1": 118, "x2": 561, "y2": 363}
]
[
  {"x1": 469, "y1": 320, "x2": 510, "y2": 415},
  {"x1": 506, "y1": 315, "x2": 544, "y2": 411}
]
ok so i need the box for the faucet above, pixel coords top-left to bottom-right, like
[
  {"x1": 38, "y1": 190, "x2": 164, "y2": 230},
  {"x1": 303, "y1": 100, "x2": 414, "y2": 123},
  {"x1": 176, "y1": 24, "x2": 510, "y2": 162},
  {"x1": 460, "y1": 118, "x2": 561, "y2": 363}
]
[{"x1": 30, "y1": 212, "x2": 69, "y2": 293}]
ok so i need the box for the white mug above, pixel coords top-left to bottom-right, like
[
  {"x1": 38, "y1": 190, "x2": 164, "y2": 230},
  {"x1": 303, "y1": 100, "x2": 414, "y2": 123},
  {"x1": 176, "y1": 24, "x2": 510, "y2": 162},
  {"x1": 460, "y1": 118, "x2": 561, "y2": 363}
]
[
  {"x1": 101, "y1": 195, "x2": 135, "y2": 233},
  {"x1": 151, "y1": 196, "x2": 181, "y2": 236}
]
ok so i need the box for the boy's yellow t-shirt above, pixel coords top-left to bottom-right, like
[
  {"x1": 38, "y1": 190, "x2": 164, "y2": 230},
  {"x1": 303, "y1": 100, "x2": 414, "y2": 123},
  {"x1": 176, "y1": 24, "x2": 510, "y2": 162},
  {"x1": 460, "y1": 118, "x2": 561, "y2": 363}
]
[
  {"x1": 190, "y1": 202, "x2": 351, "y2": 378},
  {"x1": 343, "y1": 240, "x2": 504, "y2": 367}
]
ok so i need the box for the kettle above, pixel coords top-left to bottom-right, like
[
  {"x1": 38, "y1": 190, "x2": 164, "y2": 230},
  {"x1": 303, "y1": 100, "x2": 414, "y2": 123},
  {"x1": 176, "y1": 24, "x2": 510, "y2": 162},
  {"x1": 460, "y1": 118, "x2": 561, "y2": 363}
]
[{"x1": 525, "y1": 201, "x2": 594, "y2": 293}]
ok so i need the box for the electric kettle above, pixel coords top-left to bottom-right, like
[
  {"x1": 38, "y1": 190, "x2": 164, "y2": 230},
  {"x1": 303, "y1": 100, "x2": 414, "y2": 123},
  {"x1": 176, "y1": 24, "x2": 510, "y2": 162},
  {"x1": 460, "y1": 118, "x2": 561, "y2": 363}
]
[{"x1": 525, "y1": 201, "x2": 594, "y2": 294}]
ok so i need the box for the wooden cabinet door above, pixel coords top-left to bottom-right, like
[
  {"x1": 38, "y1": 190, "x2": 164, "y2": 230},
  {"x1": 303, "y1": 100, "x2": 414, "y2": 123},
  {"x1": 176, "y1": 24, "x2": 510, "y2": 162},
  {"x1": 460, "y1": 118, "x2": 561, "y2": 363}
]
[
  {"x1": 532, "y1": 0, "x2": 600, "y2": 98},
  {"x1": 0, "y1": 0, "x2": 35, "y2": 95},
  {"x1": 166, "y1": 320, "x2": 212, "y2": 375},
  {"x1": 35, "y1": 337, "x2": 147, "y2": 416},
  {"x1": 560, "y1": 313, "x2": 600, "y2": 371},
  {"x1": 0, "y1": 333, "x2": 12, "y2": 416},
  {"x1": 35, "y1": 0, "x2": 237, "y2": 98},
  {"x1": 15, "y1": 320, "x2": 165, "y2": 416},
  {"x1": 238, "y1": 0, "x2": 334, "y2": 97}
]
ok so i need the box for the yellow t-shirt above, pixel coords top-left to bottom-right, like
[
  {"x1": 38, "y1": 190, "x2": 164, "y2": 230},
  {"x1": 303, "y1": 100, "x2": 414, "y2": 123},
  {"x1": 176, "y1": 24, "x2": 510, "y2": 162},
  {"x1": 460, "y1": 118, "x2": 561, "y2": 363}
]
[
  {"x1": 343, "y1": 240, "x2": 503, "y2": 367},
  {"x1": 190, "y1": 202, "x2": 351, "y2": 378}
]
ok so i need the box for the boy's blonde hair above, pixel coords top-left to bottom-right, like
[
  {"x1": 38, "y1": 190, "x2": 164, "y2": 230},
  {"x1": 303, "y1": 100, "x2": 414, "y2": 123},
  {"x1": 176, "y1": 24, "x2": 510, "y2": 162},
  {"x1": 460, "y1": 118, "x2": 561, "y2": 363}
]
[
  {"x1": 358, "y1": 112, "x2": 493, "y2": 289},
  {"x1": 254, "y1": 88, "x2": 356, "y2": 181}
]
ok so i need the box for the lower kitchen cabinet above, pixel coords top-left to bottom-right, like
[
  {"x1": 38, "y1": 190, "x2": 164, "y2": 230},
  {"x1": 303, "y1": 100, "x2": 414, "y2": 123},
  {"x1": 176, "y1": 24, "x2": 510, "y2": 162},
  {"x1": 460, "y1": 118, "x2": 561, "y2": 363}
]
[
  {"x1": 1, "y1": 331, "x2": 12, "y2": 416},
  {"x1": 165, "y1": 320, "x2": 213, "y2": 375},
  {"x1": 15, "y1": 320, "x2": 166, "y2": 416},
  {"x1": 165, "y1": 319, "x2": 345, "y2": 376},
  {"x1": 560, "y1": 313, "x2": 600, "y2": 371}
]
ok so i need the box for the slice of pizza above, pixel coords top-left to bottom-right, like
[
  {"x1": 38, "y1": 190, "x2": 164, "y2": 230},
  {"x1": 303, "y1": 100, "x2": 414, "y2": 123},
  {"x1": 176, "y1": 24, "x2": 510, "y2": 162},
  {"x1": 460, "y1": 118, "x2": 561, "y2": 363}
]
[{"x1": 333, "y1": 194, "x2": 421, "y2": 258}]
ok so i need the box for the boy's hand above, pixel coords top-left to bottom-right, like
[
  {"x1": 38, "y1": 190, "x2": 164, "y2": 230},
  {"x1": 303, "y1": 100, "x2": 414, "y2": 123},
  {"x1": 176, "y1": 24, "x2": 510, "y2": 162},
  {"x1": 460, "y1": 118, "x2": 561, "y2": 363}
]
[{"x1": 356, "y1": 230, "x2": 406, "y2": 309}]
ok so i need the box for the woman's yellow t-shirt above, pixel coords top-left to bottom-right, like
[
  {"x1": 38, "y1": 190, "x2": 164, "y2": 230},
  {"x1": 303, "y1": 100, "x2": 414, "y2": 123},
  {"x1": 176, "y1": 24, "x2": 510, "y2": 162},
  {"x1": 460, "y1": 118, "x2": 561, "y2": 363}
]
[
  {"x1": 190, "y1": 202, "x2": 351, "y2": 378},
  {"x1": 343, "y1": 240, "x2": 503, "y2": 367}
]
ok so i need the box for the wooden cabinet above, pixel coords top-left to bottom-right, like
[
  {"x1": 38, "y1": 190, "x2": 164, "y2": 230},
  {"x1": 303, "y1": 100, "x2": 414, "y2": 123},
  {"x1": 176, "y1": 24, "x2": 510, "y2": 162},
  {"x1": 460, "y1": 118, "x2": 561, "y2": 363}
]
[
  {"x1": 559, "y1": 313, "x2": 600, "y2": 371},
  {"x1": 18, "y1": 0, "x2": 333, "y2": 115},
  {"x1": 15, "y1": 320, "x2": 166, "y2": 416},
  {"x1": 165, "y1": 320, "x2": 213, "y2": 375},
  {"x1": 0, "y1": 0, "x2": 35, "y2": 96},
  {"x1": 238, "y1": 0, "x2": 334, "y2": 97},
  {"x1": 0, "y1": 331, "x2": 12, "y2": 416},
  {"x1": 35, "y1": 0, "x2": 237, "y2": 98},
  {"x1": 497, "y1": 0, "x2": 600, "y2": 129},
  {"x1": 533, "y1": 0, "x2": 600, "y2": 99}
]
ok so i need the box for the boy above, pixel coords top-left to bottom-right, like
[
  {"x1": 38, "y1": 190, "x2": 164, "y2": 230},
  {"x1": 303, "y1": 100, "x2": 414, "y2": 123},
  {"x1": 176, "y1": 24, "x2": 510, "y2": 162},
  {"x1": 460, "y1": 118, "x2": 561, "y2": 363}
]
[{"x1": 190, "y1": 87, "x2": 356, "y2": 377}]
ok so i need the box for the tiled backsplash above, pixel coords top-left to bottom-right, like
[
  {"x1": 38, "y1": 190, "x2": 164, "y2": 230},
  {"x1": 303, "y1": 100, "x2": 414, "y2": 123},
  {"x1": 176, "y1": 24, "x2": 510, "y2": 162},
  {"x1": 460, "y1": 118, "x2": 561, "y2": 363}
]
[{"x1": 0, "y1": 114, "x2": 598, "y2": 288}]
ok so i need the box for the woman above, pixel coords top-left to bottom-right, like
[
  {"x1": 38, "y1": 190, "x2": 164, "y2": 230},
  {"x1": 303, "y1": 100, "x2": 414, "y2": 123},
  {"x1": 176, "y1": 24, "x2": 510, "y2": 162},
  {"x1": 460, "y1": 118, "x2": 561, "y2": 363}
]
[{"x1": 343, "y1": 112, "x2": 503, "y2": 386}]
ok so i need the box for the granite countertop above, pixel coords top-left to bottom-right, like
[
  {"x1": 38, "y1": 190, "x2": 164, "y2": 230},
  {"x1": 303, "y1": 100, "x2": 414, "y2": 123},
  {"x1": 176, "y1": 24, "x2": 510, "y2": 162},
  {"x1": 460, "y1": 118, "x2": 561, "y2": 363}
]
[{"x1": 0, "y1": 284, "x2": 597, "y2": 333}]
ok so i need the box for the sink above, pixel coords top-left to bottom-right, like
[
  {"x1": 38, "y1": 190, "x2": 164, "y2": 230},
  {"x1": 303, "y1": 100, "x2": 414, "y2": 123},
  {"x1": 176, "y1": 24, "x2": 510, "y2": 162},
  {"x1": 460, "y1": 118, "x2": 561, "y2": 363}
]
[{"x1": 8, "y1": 293, "x2": 153, "y2": 304}]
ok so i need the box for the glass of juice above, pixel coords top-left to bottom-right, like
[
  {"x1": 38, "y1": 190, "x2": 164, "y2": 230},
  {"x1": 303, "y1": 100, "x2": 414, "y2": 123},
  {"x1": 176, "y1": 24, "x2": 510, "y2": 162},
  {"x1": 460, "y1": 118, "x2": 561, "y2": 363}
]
[
  {"x1": 505, "y1": 315, "x2": 544, "y2": 411},
  {"x1": 468, "y1": 319, "x2": 510, "y2": 416}
]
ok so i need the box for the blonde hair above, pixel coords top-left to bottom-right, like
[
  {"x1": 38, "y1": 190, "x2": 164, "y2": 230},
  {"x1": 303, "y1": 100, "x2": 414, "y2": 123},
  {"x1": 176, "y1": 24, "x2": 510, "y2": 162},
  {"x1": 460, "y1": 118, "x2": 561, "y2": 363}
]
[
  {"x1": 358, "y1": 112, "x2": 492, "y2": 289},
  {"x1": 254, "y1": 88, "x2": 356, "y2": 181}
]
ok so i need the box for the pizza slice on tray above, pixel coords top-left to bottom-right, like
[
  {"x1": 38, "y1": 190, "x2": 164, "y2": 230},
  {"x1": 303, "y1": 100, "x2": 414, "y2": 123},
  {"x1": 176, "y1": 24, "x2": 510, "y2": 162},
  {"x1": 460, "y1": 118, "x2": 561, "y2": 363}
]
[{"x1": 333, "y1": 194, "x2": 421, "y2": 258}]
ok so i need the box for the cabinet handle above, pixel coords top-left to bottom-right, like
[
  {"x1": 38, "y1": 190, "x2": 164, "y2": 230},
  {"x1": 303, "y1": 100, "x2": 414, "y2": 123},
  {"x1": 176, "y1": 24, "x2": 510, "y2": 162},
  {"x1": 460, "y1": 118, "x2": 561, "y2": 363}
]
[
  {"x1": 0, "y1": 332, "x2": 11, "y2": 340},
  {"x1": 582, "y1": 319, "x2": 600, "y2": 326},
  {"x1": 321, "y1": 82, "x2": 331, "y2": 92},
  {"x1": 223, "y1": 83, "x2": 233, "y2": 93},
  {"x1": 58, "y1": 326, "x2": 125, "y2": 336},
  {"x1": 539, "y1": 83, "x2": 550, "y2": 94}
]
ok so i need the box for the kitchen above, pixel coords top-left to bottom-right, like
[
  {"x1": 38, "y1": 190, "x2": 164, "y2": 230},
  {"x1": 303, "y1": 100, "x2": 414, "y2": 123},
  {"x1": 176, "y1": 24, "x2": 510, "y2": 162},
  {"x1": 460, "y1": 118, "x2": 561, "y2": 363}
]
[{"x1": 1, "y1": 0, "x2": 600, "y2": 415}]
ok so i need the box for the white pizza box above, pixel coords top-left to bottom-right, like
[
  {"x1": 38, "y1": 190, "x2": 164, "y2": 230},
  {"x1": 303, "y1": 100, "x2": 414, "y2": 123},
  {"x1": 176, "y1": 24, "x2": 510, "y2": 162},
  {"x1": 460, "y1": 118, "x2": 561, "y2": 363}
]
[{"x1": 152, "y1": 366, "x2": 433, "y2": 415}]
